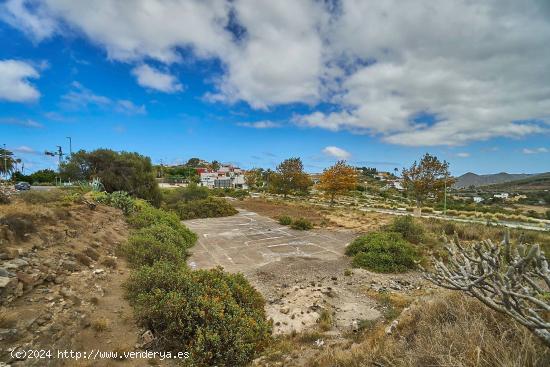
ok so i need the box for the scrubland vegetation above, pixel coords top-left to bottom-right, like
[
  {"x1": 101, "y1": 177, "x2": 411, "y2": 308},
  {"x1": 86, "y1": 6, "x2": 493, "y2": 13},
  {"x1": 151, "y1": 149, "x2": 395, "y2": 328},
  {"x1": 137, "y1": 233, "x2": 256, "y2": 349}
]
[
  {"x1": 96, "y1": 191, "x2": 271, "y2": 366},
  {"x1": 306, "y1": 292, "x2": 549, "y2": 367}
]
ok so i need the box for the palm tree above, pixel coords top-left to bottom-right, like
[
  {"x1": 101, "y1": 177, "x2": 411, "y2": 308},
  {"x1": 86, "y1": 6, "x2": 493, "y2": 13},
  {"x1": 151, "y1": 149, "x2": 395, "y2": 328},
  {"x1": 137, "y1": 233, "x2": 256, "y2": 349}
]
[{"x1": 0, "y1": 148, "x2": 15, "y2": 178}]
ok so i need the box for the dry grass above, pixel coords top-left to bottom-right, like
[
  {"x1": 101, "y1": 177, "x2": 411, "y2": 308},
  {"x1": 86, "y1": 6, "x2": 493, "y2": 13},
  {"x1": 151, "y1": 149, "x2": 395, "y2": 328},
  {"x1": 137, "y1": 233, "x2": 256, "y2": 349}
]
[
  {"x1": 91, "y1": 317, "x2": 110, "y2": 332},
  {"x1": 0, "y1": 310, "x2": 18, "y2": 328},
  {"x1": 234, "y1": 198, "x2": 326, "y2": 225},
  {"x1": 306, "y1": 292, "x2": 549, "y2": 367},
  {"x1": 317, "y1": 308, "x2": 333, "y2": 332}
]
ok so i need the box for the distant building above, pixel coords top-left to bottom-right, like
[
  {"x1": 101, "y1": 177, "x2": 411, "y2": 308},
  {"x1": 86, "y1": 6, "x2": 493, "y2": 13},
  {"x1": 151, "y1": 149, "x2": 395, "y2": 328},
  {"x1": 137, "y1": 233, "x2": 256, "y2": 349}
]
[
  {"x1": 199, "y1": 164, "x2": 248, "y2": 189},
  {"x1": 493, "y1": 193, "x2": 509, "y2": 199},
  {"x1": 383, "y1": 180, "x2": 404, "y2": 191},
  {"x1": 473, "y1": 196, "x2": 484, "y2": 203},
  {"x1": 374, "y1": 172, "x2": 392, "y2": 181}
]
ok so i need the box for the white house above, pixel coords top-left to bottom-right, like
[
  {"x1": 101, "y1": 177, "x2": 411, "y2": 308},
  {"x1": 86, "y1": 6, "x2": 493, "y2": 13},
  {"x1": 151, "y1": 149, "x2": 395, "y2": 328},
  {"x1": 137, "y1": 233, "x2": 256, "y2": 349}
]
[
  {"x1": 199, "y1": 164, "x2": 248, "y2": 189},
  {"x1": 493, "y1": 193, "x2": 509, "y2": 199},
  {"x1": 473, "y1": 196, "x2": 484, "y2": 203}
]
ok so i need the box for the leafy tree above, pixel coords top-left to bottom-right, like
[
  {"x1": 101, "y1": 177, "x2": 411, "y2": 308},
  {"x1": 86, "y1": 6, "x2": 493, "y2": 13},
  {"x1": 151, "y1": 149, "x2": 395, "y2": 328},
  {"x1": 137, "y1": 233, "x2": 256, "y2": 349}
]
[
  {"x1": 185, "y1": 157, "x2": 202, "y2": 167},
  {"x1": 270, "y1": 158, "x2": 312, "y2": 197},
  {"x1": 0, "y1": 148, "x2": 15, "y2": 177},
  {"x1": 318, "y1": 161, "x2": 358, "y2": 204},
  {"x1": 60, "y1": 149, "x2": 161, "y2": 206},
  {"x1": 210, "y1": 160, "x2": 221, "y2": 171},
  {"x1": 402, "y1": 153, "x2": 452, "y2": 208},
  {"x1": 245, "y1": 168, "x2": 264, "y2": 189}
]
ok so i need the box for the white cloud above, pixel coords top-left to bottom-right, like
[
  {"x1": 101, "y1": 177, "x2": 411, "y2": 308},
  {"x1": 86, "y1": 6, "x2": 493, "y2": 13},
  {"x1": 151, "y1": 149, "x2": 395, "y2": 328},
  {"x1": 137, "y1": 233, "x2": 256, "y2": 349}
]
[
  {"x1": 522, "y1": 147, "x2": 548, "y2": 154},
  {"x1": 3, "y1": 1, "x2": 550, "y2": 146},
  {"x1": 0, "y1": 59, "x2": 40, "y2": 102},
  {"x1": 322, "y1": 146, "x2": 351, "y2": 160},
  {"x1": 0, "y1": 117, "x2": 43, "y2": 128},
  {"x1": 61, "y1": 82, "x2": 146, "y2": 114},
  {"x1": 13, "y1": 145, "x2": 36, "y2": 154},
  {"x1": 131, "y1": 64, "x2": 182, "y2": 93},
  {"x1": 456, "y1": 152, "x2": 470, "y2": 158},
  {"x1": 116, "y1": 100, "x2": 146, "y2": 115},
  {"x1": 0, "y1": 0, "x2": 57, "y2": 41},
  {"x1": 237, "y1": 120, "x2": 280, "y2": 129}
]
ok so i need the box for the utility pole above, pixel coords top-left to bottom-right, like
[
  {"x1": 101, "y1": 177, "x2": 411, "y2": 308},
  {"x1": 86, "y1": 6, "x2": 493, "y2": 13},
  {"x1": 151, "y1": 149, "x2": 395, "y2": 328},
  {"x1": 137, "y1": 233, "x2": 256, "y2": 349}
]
[{"x1": 66, "y1": 137, "x2": 72, "y2": 156}]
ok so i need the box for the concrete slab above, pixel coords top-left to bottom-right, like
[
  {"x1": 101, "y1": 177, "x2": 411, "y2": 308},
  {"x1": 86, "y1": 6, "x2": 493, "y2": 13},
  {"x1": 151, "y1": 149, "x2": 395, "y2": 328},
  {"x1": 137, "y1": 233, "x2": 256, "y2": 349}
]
[{"x1": 184, "y1": 209, "x2": 355, "y2": 273}]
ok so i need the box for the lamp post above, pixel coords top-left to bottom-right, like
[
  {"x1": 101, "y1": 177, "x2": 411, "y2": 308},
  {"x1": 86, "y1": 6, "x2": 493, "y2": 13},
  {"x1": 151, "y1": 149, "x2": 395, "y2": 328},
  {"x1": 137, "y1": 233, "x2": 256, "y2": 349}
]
[{"x1": 66, "y1": 137, "x2": 72, "y2": 156}]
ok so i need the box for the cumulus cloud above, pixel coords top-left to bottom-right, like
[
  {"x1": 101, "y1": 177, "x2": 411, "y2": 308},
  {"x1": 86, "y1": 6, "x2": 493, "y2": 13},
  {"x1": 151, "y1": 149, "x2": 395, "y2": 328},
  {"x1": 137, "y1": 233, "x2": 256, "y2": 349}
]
[
  {"x1": 131, "y1": 64, "x2": 182, "y2": 93},
  {"x1": 3, "y1": 0, "x2": 550, "y2": 145},
  {"x1": 522, "y1": 147, "x2": 548, "y2": 154},
  {"x1": 0, "y1": 59, "x2": 40, "y2": 102},
  {"x1": 322, "y1": 146, "x2": 351, "y2": 160},
  {"x1": 237, "y1": 120, "x2": 280, "y2": 129}
]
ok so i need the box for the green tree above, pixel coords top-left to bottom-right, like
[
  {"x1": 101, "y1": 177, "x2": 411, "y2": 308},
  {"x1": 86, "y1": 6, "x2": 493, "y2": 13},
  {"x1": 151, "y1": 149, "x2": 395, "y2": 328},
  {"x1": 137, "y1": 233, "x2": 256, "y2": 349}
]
[
  {"x1": 185, "y1": 157, "x2": 201, "y2": 167},
  {"x1": 0, "y1": 148, "x2": 15, "y2": 178},
  {"x1": 270, "y1": 158, "x2": 312, "y2": 197},
  {"x1": 402, "y1": 153, "x2": 453, "y2": 208},
  {"x1": 60, "y1": 149, "x2": 161, "y2": 206},
  {"x1": 210, "y1": 160, "x2": 221, "y2": 171}
]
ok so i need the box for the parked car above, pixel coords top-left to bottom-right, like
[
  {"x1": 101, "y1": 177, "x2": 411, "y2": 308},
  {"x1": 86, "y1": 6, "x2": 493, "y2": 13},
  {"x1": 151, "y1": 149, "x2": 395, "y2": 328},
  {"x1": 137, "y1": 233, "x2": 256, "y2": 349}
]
[{"x1": 14, "y1": 182, "x2": 31, "y2": 191}]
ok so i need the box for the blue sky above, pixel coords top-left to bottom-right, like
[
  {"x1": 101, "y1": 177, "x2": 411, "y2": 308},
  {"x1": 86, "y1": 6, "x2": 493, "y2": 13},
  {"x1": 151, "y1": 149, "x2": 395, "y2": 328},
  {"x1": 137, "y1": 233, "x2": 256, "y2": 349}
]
[{"x1": 1, "y1": 1, "x2": 549, "y2": 175}]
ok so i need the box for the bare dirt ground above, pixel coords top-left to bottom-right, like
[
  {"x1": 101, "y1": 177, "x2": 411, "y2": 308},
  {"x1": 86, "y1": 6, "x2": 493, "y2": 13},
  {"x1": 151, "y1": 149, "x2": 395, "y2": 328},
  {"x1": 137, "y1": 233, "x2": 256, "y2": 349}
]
[
  {"x1": 0, "y1": 201, "x2": 157, "y2": 367},
  {"x1": 185, "y1": 209, "x2": 425, "y2": 337}
]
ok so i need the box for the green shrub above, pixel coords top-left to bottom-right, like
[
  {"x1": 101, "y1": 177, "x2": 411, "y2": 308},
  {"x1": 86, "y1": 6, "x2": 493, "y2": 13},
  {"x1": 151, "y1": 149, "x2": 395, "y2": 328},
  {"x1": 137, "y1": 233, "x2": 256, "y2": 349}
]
[
  {"x1": 125, "y1": 262, "x2": 272, "y2": 366},
  {"x1": 133, "y1": 223, "x2": 196, "y2": 251},
  {"x1": 346, "y1": 232, "x2": 418, "y2": 273},
  {"x1": 108, "y1": 191, "x2": 136, "y2": 215},
  {"x1": 290, "y1": 217, "x2": 313, "y2": 230},
  {"x1": 386, "y1": 215, "x2": 424, "y2": 244},
  {"x1": 59, "y1": 149, "x2": 161, "y2": 206},
  {"x1": 278, "y1": 215, "x2": 292, "y2": 225},
  {"x1": 175, "y1": 197, "x2": 238, "y2": 220},
  {"x1": 122, "y1": 234, "x2": 188, "y2": 267},
  {"x1": 128, "y1": 203, "x2": 182, "y2": 229},
  {"x1": 163, "y1": 184, "x2": 209, "y2": 206}
]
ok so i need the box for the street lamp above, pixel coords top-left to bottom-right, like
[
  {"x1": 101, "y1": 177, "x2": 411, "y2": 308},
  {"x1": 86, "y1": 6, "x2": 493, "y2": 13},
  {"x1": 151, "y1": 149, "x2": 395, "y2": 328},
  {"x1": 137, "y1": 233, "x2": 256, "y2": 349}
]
[{"x1": 66, "y1": 137, "x2": 72, "y2": 156}]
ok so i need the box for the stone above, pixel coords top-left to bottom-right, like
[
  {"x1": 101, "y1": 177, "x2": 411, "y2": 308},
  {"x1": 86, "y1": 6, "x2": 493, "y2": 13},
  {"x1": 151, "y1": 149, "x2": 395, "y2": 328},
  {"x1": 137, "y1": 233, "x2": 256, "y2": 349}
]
[
  {"x1": 0, "y1": 276, "x2": 16, "y2": 288},
  {"x1": 84, "y1": 247, "x2": 100, "y2": 261},
  {"x1": 280, "y1": 307, "x2": 290, "y2": 314},
  {"x1": 385, "y1": 320, "x2": 399, "y2": 335},
  {"x1": 61, "y1": 260, "x2": 79, "y2": 272},
  {"x1": 0, "y1": 268, "x2": 10, "y2": 277},
  {"x1": 141, "y1": 330, "x2": 154, "y2": 345}
]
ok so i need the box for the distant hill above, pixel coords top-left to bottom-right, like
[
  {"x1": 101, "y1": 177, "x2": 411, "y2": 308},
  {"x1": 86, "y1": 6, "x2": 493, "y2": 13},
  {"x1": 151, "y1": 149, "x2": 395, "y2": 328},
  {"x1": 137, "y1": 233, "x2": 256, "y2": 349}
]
[
  {"x1": 453, "y1": 172, "x2": 533, "y2": 189},
  {"x1": 481, "y1": 172, "x2": 550, "y2": 192}
]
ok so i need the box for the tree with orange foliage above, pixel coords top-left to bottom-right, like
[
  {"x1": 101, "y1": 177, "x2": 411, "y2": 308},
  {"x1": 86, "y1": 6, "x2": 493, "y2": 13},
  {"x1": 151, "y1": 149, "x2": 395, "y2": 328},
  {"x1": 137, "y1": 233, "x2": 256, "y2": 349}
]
[{"x1": 318, "y1": 161, "x2": 358, "y2": 204}]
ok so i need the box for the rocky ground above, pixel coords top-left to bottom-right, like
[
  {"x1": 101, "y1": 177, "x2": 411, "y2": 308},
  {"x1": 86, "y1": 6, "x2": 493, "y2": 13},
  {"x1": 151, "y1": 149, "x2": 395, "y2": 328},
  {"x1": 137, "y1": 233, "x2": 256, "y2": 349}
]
[
  {"x1": 248, "y1": 257, "x2": 425, "y2": 335},
  {"x1": 0, "y1": 201, "x2": 159, "y2": 367}
]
